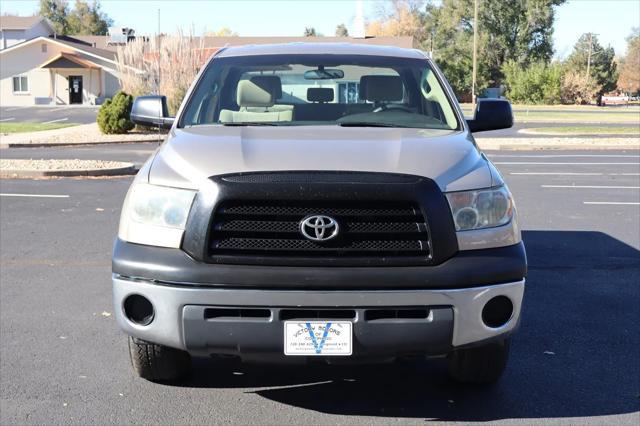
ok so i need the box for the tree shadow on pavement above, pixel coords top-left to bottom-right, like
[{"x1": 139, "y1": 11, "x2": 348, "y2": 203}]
[{"x1": 175, "y1": 230, "x2": 640, "y2": 421}]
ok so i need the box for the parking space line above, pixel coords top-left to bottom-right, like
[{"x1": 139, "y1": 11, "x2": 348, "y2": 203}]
[
  {"x1": 42, "y1": 118, "x2": 68, "y2": 124},
  {"x1": 0, "y1": 117, "x2": 15, "y2": 122},
  {"x1": 494, "y1": 162, "x2": 640, "y2": 165},
  {"x1": 583, "y1": 201, "x2": 640, "y2": 205},
  {"x1": 489, "y1": 154, "x2": 640, "y2": 158},
  {"x1": 542, "y1": 185, "x2": 640, "y2": 189},
  {"x1": 511, "y1": 172, "x2": 603, "y2": 175},
  {"x1": 0, "y1": 193, "x2": 70, "y2": 198},
  {"x1": 511, "y1": 172, "x2": 640, "y2": 176},
  {"x1": 4, "y1": 107, "x2": 29, "y2": 112}
]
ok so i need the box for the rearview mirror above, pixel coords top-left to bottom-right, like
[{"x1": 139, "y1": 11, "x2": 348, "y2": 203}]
[
  {"x1": 466, "y1": 99, "x2": 513, "y2": 133},
  {"x1": 130, "y1": 95, "x2": 174, "y2": 129},
  {"x1": 304, "y1": 68, "x2": 344, "y2": 80}
]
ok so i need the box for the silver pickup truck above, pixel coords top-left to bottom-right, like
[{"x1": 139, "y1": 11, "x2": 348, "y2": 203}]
[{"x1": 113, "y1": 43, "x2": 526, "y2": 384}]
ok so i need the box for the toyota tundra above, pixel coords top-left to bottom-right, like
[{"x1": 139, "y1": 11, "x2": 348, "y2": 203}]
[{"x1": 113, "y1": 43, "x2": 526, "y2": 383}]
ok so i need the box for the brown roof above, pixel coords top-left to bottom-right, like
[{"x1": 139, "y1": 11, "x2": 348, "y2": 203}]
[
  {"x1": 68, "y1": 35, "x2": 116, "y2": 51},
  {"x1": 66, "y1": 35, "x2": 414, "y2": 51},
  {"x1": 49, "y1": 36, "x2": 116, "y2": 61},
  {"x1": 198, "y1": 36, "x2": 415, "y2": 49},
  {"x1": 40, "y1": 52, "x2": 101, "y2": 69},
  {"x1": 0, "y1": 15, "x2": 43, "y2": 30}
]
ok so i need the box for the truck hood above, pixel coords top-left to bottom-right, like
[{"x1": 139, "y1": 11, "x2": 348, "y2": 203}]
[{"x1": 147, "y1": 125, "x2": 491, "y2": 192}]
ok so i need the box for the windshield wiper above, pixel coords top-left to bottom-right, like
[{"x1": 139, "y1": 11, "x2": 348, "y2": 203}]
[
  {"x1": 338, "y1": 122, "x2": 410, "y2": 128},
  {"x1": 221, "y1": 122, "x2": 279, "y2": 126}
]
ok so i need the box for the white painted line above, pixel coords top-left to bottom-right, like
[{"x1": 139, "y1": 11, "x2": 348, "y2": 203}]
[
  {"x1": 4, "y1": 107, "x2": 29, "y2": 112},
  {"x1": 489, "y1": 154, "x2": 640, "y2": 158},
  {"x1": 0, "y1": 193, "x2": 70, "y2": 198},
  {"x1": 583, "y1": 201, "x2": 640, "y2": 205},
  {"x1": 510, "y1": 172, "x2": 603, "y2": 176},
  {"x1": 41, "y1": 118, "x2": 68, "y2": 124},
  {"x1": 542, "y1": 185, "x2": 640, "y2": 189},
  {"x1": 0, "y1": 117, "x2": 15, "y2": 122},
  {"x1": 511, "y1": 172, "x2": 640, "y2": 176},
  {"x1": 494, "y1": 162, "x2": 640, "y2": 165}
]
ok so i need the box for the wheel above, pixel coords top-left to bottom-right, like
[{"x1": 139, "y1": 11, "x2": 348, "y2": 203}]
[
  {"x1": 447, "y1": 338, "x2": 511, "y2": 384},
  {"x1": 128, "y1": 336, "x2": 192, "y2": 382}
]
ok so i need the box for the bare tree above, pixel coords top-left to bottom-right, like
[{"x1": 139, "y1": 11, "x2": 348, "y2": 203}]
[{"x1": 115, "y1": 28, "x2": 206, "y2": 115}]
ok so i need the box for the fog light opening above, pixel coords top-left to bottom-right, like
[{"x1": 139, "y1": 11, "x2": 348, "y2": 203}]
[
  {"x1": 482, "y1": 296, "x2": 513, "y2": 328},
  {"x1": 123, "y1": 294, "x2": 154, "y2": 326}
]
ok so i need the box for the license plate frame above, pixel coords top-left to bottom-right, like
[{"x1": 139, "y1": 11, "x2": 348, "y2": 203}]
[{"x1": 284, "y1": 321, "x2": 353, "y2": 356}]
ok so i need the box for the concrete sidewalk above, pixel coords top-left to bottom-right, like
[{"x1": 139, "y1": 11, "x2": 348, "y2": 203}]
[{"x1": 0, "y1": 123, "x2": 163, "y2": 148}]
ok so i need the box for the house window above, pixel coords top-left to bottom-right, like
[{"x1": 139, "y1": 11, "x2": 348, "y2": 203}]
[
  {"x1": 12, "y1": 75, "x2": 29, "y2": 93},
  {"x1": 41, "y1": 44, "x2": 47, "y2": 53}
]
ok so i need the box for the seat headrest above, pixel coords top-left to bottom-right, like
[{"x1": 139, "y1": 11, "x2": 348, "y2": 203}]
[
  {"x1": 251, "y1": 75, "x2": 282, "y2": 99},
  {"x1": 359, "y1": 75, "x2": 404, "y2": 102},
  {"x1": 237, "y1": 76, "x2": 283, "y2": 108},
  {"x1": 307, "y1": 88, "x2": 334, "y2": 103}
]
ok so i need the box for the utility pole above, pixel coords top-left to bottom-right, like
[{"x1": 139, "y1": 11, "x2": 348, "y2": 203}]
[
  {"x1": 586, "y1": 32, "x2": 593, "y2": 81},
  {"x1": 471, "y1": 0, "x2": 479, "y2": 109},
  {"x1": 157, "y1": 8, "x2": 161, "y2": 95}
]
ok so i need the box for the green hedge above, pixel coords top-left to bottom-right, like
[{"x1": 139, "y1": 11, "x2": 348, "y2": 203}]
[{"x1": 97, "y1": 91, "x2": 134, "y2": 134}]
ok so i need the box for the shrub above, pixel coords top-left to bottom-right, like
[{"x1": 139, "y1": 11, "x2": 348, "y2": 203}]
[
  {"x1": 561, "y1": 71, "x2": 600, "y2": 104},
  {"x1": 97, "y1": 91, "x2": 134, "y2": 134},
  {"x1": 502, "y1": 60, "x2": 563, "y2": 104}
]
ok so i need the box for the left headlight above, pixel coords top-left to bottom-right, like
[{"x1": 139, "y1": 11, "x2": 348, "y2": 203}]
[
  {"x1": 445, "y1": 186, "x2": 514, "y2": 231},
  {"x1": 118, "y1": 183, "x2": 196, "y2": 248}
]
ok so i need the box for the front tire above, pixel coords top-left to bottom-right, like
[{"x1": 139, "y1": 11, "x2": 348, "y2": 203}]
[
  {"x1": 128, "y1": 336, "x2": 191, "y2": 382},
  {"x1": 447, "y1": 338, "x2": 511, "y2": 384}
]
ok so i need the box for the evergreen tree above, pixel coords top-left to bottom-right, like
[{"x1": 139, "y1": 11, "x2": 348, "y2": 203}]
[{"x1": 565, "y1": 33, "x2": 618, "y2": 96}]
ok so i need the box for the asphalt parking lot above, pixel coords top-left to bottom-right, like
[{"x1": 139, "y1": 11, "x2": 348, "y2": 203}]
[
  {"x1": 0, "y1": 106, "x2": 100, "y2": 125},
  {"x1": 0, "y1": 147, "x2": 639, "y2": 425}
]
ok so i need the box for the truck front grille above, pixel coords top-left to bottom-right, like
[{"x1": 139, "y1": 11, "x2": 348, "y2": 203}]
[{"x1": 207, "y1": 201, "x2": 431, "y2": 264}]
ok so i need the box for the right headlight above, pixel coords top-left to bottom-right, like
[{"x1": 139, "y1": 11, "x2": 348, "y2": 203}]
[
  {"x1": 118, "y1": 183, "x2": 196, "y2": 248},
  {"x1": 445, "y1": 186, "x2": 514, "y2": 231}
]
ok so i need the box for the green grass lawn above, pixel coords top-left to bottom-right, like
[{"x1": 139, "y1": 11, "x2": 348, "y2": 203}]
[
  {"x1": 525, "y1": 126, "x2": 640, "y2": 135},
  {"x1": 0, "y1": 122, "x2": 78, "y2": 134}
]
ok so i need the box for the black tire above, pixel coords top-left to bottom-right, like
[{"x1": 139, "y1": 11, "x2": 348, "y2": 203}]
[
  {"x1": 447, "y1": 338, "x2": 511, "y2": 384},
  {"x1": 128, "y1": 336, "x2": 192, "y2": 382}
]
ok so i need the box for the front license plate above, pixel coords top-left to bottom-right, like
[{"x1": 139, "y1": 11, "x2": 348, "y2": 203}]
[{"x1": 284, "y1": 321, "x2": 352, "y2": 356}]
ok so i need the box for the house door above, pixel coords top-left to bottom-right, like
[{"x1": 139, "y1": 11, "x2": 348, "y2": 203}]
[{"x1": 68, "y1": 76, "x2": 83, "y2": 104}]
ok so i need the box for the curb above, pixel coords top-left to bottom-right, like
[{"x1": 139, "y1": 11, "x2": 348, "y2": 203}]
[
  {"x1": 2, "y1": 139, "x2": 161, "y2": 149},
  {"x1": 0, "y1": 163, "x2": 137, "y2": 178}
]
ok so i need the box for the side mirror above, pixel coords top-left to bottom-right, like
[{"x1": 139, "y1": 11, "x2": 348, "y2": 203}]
[
  {"x1": 466, "y1": 99, "x2": 513, "y2": 133},
  {"x1": 130, "y1": 95, "x2": 174, "y2": 129}
]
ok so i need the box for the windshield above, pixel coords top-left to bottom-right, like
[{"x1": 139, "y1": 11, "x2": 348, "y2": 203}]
[{"x1": 179, "y1": 54, "x2": 459, "y2": 130}]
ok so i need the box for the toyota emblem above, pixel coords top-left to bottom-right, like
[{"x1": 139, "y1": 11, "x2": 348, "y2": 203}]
[{"x1": 300, "y1": 215, "x2": 339, "y2": 242}]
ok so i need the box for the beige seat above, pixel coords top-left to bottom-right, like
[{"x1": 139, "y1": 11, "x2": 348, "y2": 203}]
[{"x1": 219, "y1": 76, "x2": 293, "y2": 123}]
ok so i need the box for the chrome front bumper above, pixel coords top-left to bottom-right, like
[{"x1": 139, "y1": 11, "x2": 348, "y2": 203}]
[{"x1": 113, "y1": 275, "x2": 525, "y2": 353}]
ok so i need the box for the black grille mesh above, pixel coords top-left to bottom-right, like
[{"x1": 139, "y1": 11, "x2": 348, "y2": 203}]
[{"x1": 208, "y1": 201, "x2": 430, "y2": 262}]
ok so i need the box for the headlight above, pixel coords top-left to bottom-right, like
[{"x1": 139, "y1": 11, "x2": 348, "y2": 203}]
[
  {"x1": 446, "y1": 186, "x2": 514, "y2": 231},
  {"x1": 118, "y1": 183, "x2": 196, "y2": 248}
]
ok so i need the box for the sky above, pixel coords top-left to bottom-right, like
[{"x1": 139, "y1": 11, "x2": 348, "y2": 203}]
[{"x1": 1, "y1": 0, "x2": 638, "y2": 58}]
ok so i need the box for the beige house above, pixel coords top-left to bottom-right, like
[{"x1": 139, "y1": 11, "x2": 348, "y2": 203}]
[
  {"x1": 0, "y1": 35, "x2": 120, "y2": 106},
  {"x1": 0, "y1": 15, "x2": 54, "y2": 49}
]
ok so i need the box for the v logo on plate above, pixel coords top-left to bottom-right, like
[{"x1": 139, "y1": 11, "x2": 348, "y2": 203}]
[{"x1": 305, "y1": 322, "x2": 332, "y2": 354}]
